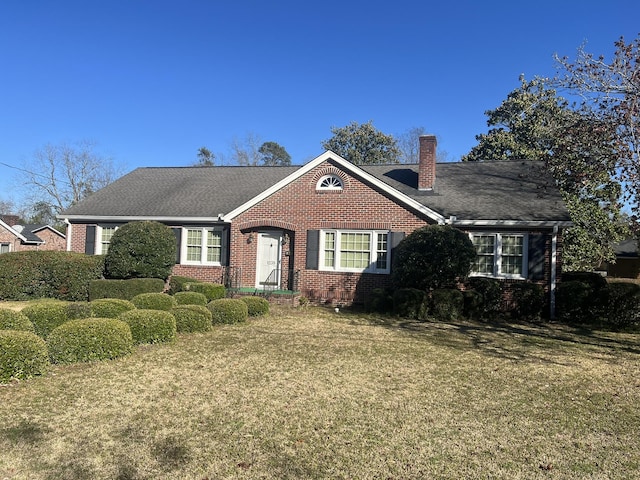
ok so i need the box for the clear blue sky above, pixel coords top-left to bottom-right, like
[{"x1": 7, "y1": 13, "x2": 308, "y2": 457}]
[{"x1": 0, "y1": 0, "x2": 637, "y2": 207}]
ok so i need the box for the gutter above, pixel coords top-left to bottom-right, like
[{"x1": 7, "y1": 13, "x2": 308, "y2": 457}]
[{"x1": 550, "y1": 225, "x2": 558, "y2": 319}]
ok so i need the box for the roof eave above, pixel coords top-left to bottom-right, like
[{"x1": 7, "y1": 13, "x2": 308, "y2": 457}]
[{"x1": 451, "y1": 219, "x2": 573, "y2": 228}]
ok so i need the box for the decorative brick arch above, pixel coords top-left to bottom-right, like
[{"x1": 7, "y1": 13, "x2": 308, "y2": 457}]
[
  {"x1": 312, "y1": 166, "x2": 350, "y2": 189},
  {"x1": 235, "y1": 219, "x2": 298, "y2": 232}
]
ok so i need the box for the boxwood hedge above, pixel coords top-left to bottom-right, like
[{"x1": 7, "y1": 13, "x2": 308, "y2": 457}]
[
  {"x1": 89, "y1": 298, "x2": 136, "y2": 318},
  {"x1": 185, "y1": 282, "x2": 226, "y2": 301},
  {"x1": 171, "y1": 305, "x2": 212, "y2": 333},
  {"x1": 21, "y1": 301, "x2": 70, "y2": 338},
  {"x1": 0, "y1": 309, "x2": 35, "y2": 332},
  {"x1": 207, "y1": 298, "x2": 248, "y2": 324},
  {"x1": 89, "y1": 278, "x2": 165, "y2": 301},
  {"x1": 47, "y1": 318, "x2": 133, "y2": 364},
  {"x1": 131, "y1": 293, "x2": 177, "y2": 311},
  {"x1": 0, "y1": 330, "x2": 49, "y2": 382},
  {"x1": 118, "y1": 309, "x2": 176, "y2": 344},
  {"x1": 173, "y1": 291, "x2": 208, "y2": 306},
  {"x1": 240, "y1": 296, "x2": 270, "y2": 316}
]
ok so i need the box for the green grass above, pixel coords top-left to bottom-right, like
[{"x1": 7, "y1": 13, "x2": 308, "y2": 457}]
[{"x1": 1, "y1": 305, "x2": 639, "y2": 479}]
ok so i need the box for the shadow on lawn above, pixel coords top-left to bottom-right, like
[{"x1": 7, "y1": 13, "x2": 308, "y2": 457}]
[{"x1": 352, "y1": 312, "x2": 640, "y2": 363}]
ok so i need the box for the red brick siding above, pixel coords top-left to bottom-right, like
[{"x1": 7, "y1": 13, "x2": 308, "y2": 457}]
[{"x1": 0, "y1": 224, "x2": 66, "y2": 252}]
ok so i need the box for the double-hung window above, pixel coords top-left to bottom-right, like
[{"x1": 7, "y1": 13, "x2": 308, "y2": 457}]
[
  {"x1": 320, "y1": 230, "x2": 389, "y2": 274},
  {"x1": 183, "y1": 227, "x2": 223, "y2": 265},
  {"x1": 97, "y1": 226, "x2": 118, "y2": 255},
  {"x1": 470, "y1": 233, "x2": 527, "y2": 279},
  {"x1": 0, "y1": 243, "x2": 10, "y2": 254}
]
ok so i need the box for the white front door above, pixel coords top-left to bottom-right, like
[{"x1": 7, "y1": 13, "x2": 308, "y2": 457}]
[{"x1": 255, "y1": 231, "x2": 283, "y2": 289}]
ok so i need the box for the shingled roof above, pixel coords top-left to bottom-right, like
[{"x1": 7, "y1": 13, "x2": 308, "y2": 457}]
[{"x1": 61, "y1": 157, "x2": 571, "y2": 224}]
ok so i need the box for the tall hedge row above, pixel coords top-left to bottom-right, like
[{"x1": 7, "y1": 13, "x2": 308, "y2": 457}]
[{"x1": 0, "y1": 251, "x2": 104, "y2": 301}]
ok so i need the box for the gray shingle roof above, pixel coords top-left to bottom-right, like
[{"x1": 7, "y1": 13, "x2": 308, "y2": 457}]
[
  {"x1": 61, "y1": 160, "x2": 570, "y2": 223},
  {"x1": 361, "y1": 160, "x2": 571, "y2": 222}
]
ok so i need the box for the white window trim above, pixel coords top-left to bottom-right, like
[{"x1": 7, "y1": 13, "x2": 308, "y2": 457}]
[
  {"x1": 96, "y1": 225, "x2": 118, "y2": 255},
  {"x1": 181, "y1": 226, "x2": 224, "y2": 266},
  {"x1": 316, "y1": 174, "x2": 344, "y2": 191},
  {"x1": 319, "y1": 229, "x2": 390, "y2": 274},
  {"x1": 469, "y1": 232, "x2": 528, "y2": 279},
  {"x1": 0, "y1": 242, "x2": 11, "y2": 254}
]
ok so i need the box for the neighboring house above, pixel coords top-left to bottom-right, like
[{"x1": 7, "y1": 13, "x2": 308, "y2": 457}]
[
  {"x1": 0, "y1": 215, "x2": 67, "y2": 253},
  {"x1": 59, "y1": 136, "x2": 572, "y2": 312},
  {"x1": 606, "y1": 239, "x2": 639, "y2": 279}
]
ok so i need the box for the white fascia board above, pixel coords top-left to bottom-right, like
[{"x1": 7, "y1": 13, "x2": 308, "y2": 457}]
[
  {"x1": 452, "y1": 219, "x2": 573, "y2": 228},
  {"x1": 0, "y1": 219, "x2": 28, "y2": 242},
  {"x1": 58, "y1": 215, "x2": 222, "y2": 224},
  {"x1": 224, "y1": 151, "x2": 446, "y2": 223}
]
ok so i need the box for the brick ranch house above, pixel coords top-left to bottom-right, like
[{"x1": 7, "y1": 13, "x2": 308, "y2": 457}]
[
  {"x1": 60, "y1": 136, "x2": 572, "y2": 313},
  {"x1": 0, "y1": 215, "x2": 66, "y2": 253}
]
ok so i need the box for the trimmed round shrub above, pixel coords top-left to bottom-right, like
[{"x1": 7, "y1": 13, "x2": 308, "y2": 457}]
[
  {"x1": 46, "y1": 318, "x2": 133, "y2": 364},
  {"x1": 171, "y1": 305, "x2": 212, "y2": 333},
  {"x1": 604, "y1": 282, "x2": 640, "y2": 329},
  {"x1": 364, "y1": 288, "x2": 394, "y2": 314},
  {"x1": 168, "y1": 275, "x2": 199, "y2": 295},
  {"x1": 556, "y1": 281, "x2": 592, "y2": 324},
  {"x1": 185, "y1": 282, "x2": 226, "y2": 301},
  {"x1": 392, "y1": 225, "x2": 476, "y2": 290},
  {"x1": 392, "y1": 288, "x2": 428, "y2": 320},
  {"x1": 207, "y1": 298, "x2": 248, "y2": 324},
  {"x1": 241, "y1": 296, "x2": 270, "y2": 316},
  {"x1": 430, "y1": 288, "x2": 464, "y2": 321},
  {"x1": 118, "y1": 309, "x2": 176, "y2": 344},
  {"x1": 462, "y1": 290, "x2": 484, "y2": 320},
  {"x1": 131, "y1": 293, "x2": 177, "y2": 311},
  {"x1": 21, "y1": 301, "x2": 70, "y2": 338},
  {"x1": 0, "y1": 330, "x2": 49, "y2": 382},
  {"x1": 173, "y1": 291, "x2": 208, "y2": 306},
  {"x1": 0, "y1": 309, "x2": 35, "y2": 332},
  {"x1": 466, "y1": 277, "x2": 503, "y2": 318},
  {"x1": 511, "y1": 282, "x2": 545, "y2": 320},
  {"x1": 90, "y1": 298, "x2": 136, "y2": 318},
  {"x1": 563, "y1": 271, "x2": 607, "y2": 291},
  {"x1": 104, "y1": 221, "x2": 177, "y2": 280}
]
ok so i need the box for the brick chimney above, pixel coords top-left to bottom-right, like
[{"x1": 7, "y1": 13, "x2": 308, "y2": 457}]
[{"x1": 418, "y1": 135, "x2": 437, "y2": 190}]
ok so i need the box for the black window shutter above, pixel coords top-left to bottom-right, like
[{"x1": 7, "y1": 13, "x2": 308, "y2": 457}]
[
  {"x1": 528, "y1": 233, "x2": 546, "y2": 281},
  {"x1": 220, "y1": 227, "x2": 230, "y2": 266},
  {"x1": 389, "y1": 231, "x2": 406, "y2": 269},
  {"x1": 306, "y1": 230, "x2": 320, "y2": 270},
  {"x1": 172, "y1": 228, "x2": 182, "y2": 264},
  {"x1": 85, "y1": 225, "x2": 96, "y2": 255}
]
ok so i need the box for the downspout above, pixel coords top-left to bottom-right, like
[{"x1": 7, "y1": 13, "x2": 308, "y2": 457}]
[
  {"x1": 64, "y1": 219, "x2": 72, "y2": 252},
  {"x1": 550, "y1": 225, "x2": 558, "y2": 319}
]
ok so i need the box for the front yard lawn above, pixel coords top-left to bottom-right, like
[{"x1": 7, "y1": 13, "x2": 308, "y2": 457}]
[{"x1": 1, "y1": 305, "x2": 639, "y2": 479}]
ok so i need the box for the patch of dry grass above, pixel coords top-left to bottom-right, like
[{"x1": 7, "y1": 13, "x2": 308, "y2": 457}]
[{"x1": 1, "y1": 305, "x2": 639, "y2": 479}]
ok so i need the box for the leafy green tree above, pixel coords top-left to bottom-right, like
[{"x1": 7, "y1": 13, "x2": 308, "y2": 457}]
[
  {"x1": 391, "y1": 225, "x2": 476, "y2": 291},
  {"x1": 553, "y1": 35, "x2": 640, "y2": 223},
  {"x1": 322, "y1": 121, "x2": 400, "y2": 165},
  {"x1": 463, "y1": 77, "x2": 628, "y2": 270},
  {"x1": 195, "y1": 147, "x2": 215, "y2": 167},
  {"x1": 259, "y1": 141, "x2": 291, "y2": 166},
  {"x1": 104, "y1": 221, "x2": 177, "y2": 280}
]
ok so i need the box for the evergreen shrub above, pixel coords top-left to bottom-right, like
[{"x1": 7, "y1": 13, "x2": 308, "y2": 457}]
[
  {"x1": 466, "y1": 277, "x2": 503, "y2": 318},
  {"x1": 207, "y1": 298, "x2": 248, "y2": 324},
  {"x1": 392, "y1": 288, "x2": 427, "y2": 320},
  {"x1": 0, "y1": 309, "x2": 35, "y2": 332},
  {"x1": 511, "y1": 282, "x2": 545, "y2": 320},
  {"x1": 185, "y1": 282, "x2": 226, "y2": 301},
  {"x1": 171, "y1": 305, "x2": 212, "y2": 333},
  {"x1": 0, "y1": 251, "x2": 104, "y2": 301},
  {"x1": 89, "y1": 278, "x2": 165, "y2": 301},
  {"x1": 47, "y1": 318, "x2": 133, "y2": 364},
  {"x1": 0, "y1": 330, "x2": 49, "y2": 382},
  {"x1": 430, "y1": 288, "x2": 464, "y2": 321},
  {"x1": 173, "y1": 291, "x2": 208, "y2": 306},
  {"x1": 556, "y1": 281, "x2": 592, "y2": 324},
  {"x1": 364, "y1": 288, "x2": 394, "y2": 313},
  {"x1": 21, "y1": 301, "x2": 70, "y2": 338},
  {"x1": 462, "y1": 290, "x2": 484, "y2": 320},
  {"x1": 604, "y1": 282, "x2": 640, "y2": 329},
  {"x1": 118, "y1": 309, "x2": 176, "y2": 344},
  {"x1": 168, "y1": 276, "x2": 199, "y2": 295},
  {"x1": 104, "y1": 221, "x2": 177, "y2": 280},
  {"x1": 241, "y1": 296, "x2": 270, "y2": 316},
  {"x1": 131, "y1": 292, "x2": 177, "y2": 311},
  {"x1": 90, "y1": 298, "x2": 136, "y2": 318}
]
